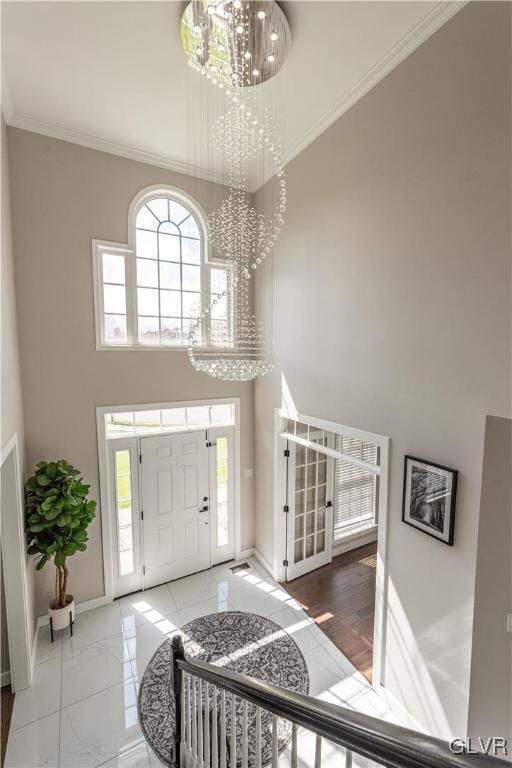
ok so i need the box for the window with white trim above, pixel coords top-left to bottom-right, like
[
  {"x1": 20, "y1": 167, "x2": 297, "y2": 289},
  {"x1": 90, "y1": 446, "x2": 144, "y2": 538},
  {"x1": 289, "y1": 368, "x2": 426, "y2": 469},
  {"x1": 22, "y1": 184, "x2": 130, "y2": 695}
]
[
  {"x1": 333, "y1": 435, "x2": 378, "y2": 538},
  {"x1": 216, "y1": 436, "x2": 229, "y2": 547},
  {"x1": 104, "y1": 403, "x2": 234, "y2": 439},
  {"x1": 94, "y1": 188, "x2": 231, "y2": 348},
  {"x1": 113, "y1": 448, "x2": 135, "y2": 576}
]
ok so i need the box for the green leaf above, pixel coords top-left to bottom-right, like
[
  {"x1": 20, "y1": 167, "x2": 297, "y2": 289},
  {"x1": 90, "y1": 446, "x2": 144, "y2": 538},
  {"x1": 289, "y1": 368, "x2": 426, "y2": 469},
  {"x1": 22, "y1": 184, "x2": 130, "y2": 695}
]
[
  {"x1": 29, "y1": 523, "x2": 44, "y2": 532},
  {"x1": 56, "y1": 513, "x2": 71, "y2": 527},
  {"x1": 35, "y1": 555, "x2": 49, "y2": 571},
  {"x1": 54, "y1": 551, "x2": 66, "y2": 567}
]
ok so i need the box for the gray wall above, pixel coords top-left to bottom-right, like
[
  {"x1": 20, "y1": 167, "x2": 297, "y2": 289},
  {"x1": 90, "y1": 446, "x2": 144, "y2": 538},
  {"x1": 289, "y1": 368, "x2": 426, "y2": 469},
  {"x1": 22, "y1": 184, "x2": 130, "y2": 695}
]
[
  {"x1": 1, "y1": 118, "x2": 36, "y2": 665},
  {"x1": 7, "y1": 129, "x2": 255, "y2": 617},
  {"x1": 254, "y1": 1, "x2": 511, "y2": 737},
  {"x1": 468, "y1": 416, "x2": 512, "y2": 744}
]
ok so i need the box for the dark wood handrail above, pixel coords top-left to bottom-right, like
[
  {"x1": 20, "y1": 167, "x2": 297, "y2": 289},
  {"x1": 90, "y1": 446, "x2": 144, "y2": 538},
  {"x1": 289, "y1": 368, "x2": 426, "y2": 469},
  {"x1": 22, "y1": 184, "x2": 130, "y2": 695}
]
[{"x1": 177, "y1": 654, "x2": 507, "y2": 768}]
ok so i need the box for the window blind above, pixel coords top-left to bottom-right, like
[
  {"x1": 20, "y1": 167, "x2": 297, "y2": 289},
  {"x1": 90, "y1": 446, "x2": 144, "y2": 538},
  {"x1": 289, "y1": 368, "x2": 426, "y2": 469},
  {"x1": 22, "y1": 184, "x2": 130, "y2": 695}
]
[{"x1": 334, "y1": 435, "x2": 378, "y2": 537}]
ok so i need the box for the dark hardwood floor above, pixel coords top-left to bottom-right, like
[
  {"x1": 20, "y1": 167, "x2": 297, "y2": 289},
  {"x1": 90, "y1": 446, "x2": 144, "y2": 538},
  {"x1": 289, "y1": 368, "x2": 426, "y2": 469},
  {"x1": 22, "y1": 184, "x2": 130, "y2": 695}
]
[
  {"x1": 1, "y1": 684, "x2": 14, "y2": 767},
  {"x1": 284, "y1": 542, "x2": 377, "y2": 681}
]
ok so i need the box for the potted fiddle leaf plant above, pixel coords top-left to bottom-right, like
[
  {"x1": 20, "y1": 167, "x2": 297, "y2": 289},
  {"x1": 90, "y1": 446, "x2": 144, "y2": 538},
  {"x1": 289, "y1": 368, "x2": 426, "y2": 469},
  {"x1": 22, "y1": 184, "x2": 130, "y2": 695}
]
[{"x1": 25, "y1": 460, "x2": 96, "y2": 631}]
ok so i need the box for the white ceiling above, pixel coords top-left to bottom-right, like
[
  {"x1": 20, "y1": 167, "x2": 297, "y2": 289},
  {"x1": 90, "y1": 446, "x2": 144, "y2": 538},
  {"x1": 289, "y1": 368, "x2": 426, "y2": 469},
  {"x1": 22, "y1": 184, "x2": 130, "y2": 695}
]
[{"x1": 2, "y1": 1, "x2": 464, "y2": 188}]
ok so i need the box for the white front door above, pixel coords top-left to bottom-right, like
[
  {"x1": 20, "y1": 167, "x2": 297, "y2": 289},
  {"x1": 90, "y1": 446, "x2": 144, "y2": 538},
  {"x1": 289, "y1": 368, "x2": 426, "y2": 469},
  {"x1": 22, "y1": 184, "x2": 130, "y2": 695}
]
[
  {"x1": 285, "y1": 435, "x2": 334, "y2": 581},
  {"x1": 140, "y1": 430, "x2": 211, "y2": 588}
]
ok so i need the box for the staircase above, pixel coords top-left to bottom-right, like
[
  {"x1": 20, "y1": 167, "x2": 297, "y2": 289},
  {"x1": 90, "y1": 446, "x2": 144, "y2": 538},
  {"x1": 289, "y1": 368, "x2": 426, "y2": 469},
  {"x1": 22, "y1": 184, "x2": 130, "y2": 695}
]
[{"x1": 169, "y1": 636, "x2": 506, "y2": 768}]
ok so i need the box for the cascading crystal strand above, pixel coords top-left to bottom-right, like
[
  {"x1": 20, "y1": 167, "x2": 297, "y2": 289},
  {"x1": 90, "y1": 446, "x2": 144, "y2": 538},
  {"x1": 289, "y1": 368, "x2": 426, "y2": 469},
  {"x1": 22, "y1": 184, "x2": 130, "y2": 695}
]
[{"x1": 181, "y1": 0, "x2": 289, "y2": 382}]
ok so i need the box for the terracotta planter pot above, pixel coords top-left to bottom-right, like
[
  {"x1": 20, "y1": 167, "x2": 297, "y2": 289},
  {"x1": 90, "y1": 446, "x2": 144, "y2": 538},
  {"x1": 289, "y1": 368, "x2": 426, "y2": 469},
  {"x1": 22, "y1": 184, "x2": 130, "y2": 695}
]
[{"x1": 48, "y1": 594, "x2": 75, "y2": 631}]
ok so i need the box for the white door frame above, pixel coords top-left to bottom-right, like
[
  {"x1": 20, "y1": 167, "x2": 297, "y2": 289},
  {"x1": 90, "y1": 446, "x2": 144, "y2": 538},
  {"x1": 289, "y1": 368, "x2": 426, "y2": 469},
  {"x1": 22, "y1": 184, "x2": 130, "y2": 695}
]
[
  {"x1": 97, "y1": 397, "x2": 241, "y2": 600},
  {"x1": 273, "y1": 408, "x2": 390, "y2": 690},
  {"x1": 1, "y1": 433, "x2": 33, "y2": 691}
]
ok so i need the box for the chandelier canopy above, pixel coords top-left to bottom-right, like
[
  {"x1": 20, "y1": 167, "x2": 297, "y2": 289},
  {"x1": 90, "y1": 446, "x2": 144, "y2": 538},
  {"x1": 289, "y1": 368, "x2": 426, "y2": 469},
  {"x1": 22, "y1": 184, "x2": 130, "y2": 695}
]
[{"x1": 181, "y1": 1, "x2": 291, "y2": 88}]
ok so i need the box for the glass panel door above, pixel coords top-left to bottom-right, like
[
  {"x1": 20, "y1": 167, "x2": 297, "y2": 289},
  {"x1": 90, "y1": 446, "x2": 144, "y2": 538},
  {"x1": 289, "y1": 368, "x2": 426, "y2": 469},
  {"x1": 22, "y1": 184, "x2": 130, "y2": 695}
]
[{"x1": 286, "y1": 434, "x2": 334, "y2": 580}]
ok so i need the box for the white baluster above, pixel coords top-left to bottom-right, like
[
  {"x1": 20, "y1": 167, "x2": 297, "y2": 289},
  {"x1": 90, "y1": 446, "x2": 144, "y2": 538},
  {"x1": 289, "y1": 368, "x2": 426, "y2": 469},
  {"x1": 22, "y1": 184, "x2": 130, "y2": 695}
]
[
  {"x1": 345, "y1": 747, "x2": 353, "y2": 768},
  {"x1": 230, "y1": 694, "x2": 237, "y2": 768},
  {"x1": 314, "y1": 734, "x2": 322, "y2": 768},
  {"x1": 255, "y1": 707, "x2": 262, "y2": 768},
  {"x1": 192, "y1": 679, "x2": 197, "y2": 768},
  {"x1": 180, "y1": 674, "x2": 187, "y2": 768},
  {"x1": 291, "y1": 723, "x2": 298, "y2": 768},
  {"x1": 185, "y1": 675, "x2": 192, "y2": 768},
  {"x1": 204, "y1": 683, "x2": 211, "y2": 768},
  {"x1": 272, "y1": 714, "x2": 278, "y2": 767},
  {"x1": 211, "y1": 687, "x2": 218, "y2": 768},
  {"x1": 198, "y1": 681, "x2": 204, "y2": 768},
  {"x1": 220, "y1": 690, "x2": 227, "y2": 768},
  {"x1": 241, "y1": 700, "x2": 248, "y2": 768}
]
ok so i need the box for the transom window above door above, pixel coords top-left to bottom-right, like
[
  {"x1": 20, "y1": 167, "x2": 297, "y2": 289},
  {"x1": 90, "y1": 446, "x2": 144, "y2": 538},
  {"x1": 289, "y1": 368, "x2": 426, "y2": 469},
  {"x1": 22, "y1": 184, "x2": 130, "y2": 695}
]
[{"x1": 93, "y1": 186, "x2": 231, "y2": 349}]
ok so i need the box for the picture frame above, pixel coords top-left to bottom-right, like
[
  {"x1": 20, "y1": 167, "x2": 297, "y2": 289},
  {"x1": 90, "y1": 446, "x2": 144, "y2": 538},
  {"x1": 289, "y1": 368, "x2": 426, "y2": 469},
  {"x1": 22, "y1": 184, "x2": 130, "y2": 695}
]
[{"x1": 402, "y1": 455, "x2": 458, "y2": 546}]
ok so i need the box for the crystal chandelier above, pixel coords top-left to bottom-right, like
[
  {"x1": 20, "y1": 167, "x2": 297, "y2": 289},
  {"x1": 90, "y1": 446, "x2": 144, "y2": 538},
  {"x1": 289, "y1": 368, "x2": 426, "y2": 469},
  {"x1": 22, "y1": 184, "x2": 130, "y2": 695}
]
[{"x1": 181, "y1": 1, "x2": 290, "y2": 382}]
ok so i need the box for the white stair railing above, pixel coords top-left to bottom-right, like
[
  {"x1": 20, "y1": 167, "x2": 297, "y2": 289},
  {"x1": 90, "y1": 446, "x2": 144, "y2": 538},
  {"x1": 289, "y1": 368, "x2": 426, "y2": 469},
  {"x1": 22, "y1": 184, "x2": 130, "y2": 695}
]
[{"x1": 170, "y1": 634, "x2": 506, "y2": 768}]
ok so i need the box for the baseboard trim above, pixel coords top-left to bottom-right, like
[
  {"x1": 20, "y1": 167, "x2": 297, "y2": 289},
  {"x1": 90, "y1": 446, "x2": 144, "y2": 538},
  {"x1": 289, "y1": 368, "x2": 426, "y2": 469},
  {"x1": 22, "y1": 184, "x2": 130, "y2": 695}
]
[
  {"x1": 0, "y1": 670, "x2": 11, "y2": 687},
  {"x1": 252, "y1": 549, "x2": 276, "y2": 580},
  {"x1": 236, "y1": 547, "x2": 255, "y2": 561},
  {"x1": 37, "y1": 594, "x2": 113, "y2": 627}
]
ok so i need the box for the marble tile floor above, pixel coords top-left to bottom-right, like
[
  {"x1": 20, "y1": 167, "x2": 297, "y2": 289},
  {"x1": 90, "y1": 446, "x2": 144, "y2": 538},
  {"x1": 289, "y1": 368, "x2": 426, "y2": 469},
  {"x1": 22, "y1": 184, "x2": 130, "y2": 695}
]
[{"x1": 5, "y1": 557, "x2": 399, "y2": 768}]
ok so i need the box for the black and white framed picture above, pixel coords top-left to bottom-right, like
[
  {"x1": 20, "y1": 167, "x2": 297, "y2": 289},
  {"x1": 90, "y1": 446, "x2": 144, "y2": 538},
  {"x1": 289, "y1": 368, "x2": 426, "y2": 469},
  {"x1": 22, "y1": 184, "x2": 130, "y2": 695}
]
[{"x1": 402, "y1": 456, "x2": 458, "y2": 545}]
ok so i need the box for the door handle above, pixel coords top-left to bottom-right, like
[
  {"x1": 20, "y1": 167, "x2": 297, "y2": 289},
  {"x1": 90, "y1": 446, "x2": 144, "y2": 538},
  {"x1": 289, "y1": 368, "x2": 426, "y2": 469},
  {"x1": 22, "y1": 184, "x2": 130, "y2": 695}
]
[
  {"x1": 199, "y1": 505, "x2": 209, "y2": 513},
  {"x1": 325, "y1": 501, "x2": 333, "y2": 508}
]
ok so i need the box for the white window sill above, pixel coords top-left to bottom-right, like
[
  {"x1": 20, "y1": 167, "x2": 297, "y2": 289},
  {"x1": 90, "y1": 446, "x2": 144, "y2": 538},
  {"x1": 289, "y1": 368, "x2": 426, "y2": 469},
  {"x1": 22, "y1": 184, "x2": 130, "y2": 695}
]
[
  {"x1": 96, "y1": 343, "x2": 235, "y2": 353},
  {"x1": 332, "y1": 522, "x2": 378, "y2": 555}
]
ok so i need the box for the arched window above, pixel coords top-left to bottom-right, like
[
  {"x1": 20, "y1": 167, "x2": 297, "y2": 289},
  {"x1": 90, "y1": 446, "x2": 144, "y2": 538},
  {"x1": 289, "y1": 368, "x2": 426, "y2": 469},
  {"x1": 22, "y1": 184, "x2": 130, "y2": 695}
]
[{"x1": 93, "y1": 186, "x2": 230, "y2": 349}]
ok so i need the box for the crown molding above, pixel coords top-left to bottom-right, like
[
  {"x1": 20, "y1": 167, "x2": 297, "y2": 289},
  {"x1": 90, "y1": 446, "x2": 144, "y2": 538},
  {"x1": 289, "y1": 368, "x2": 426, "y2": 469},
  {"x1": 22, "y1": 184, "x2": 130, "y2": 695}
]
[
  {"x1": 280, "y1": 0, "x2": 468, "y2": 176},
  {"x1": 5, "y1": 112, "x2": 233, "y2": 189}
]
